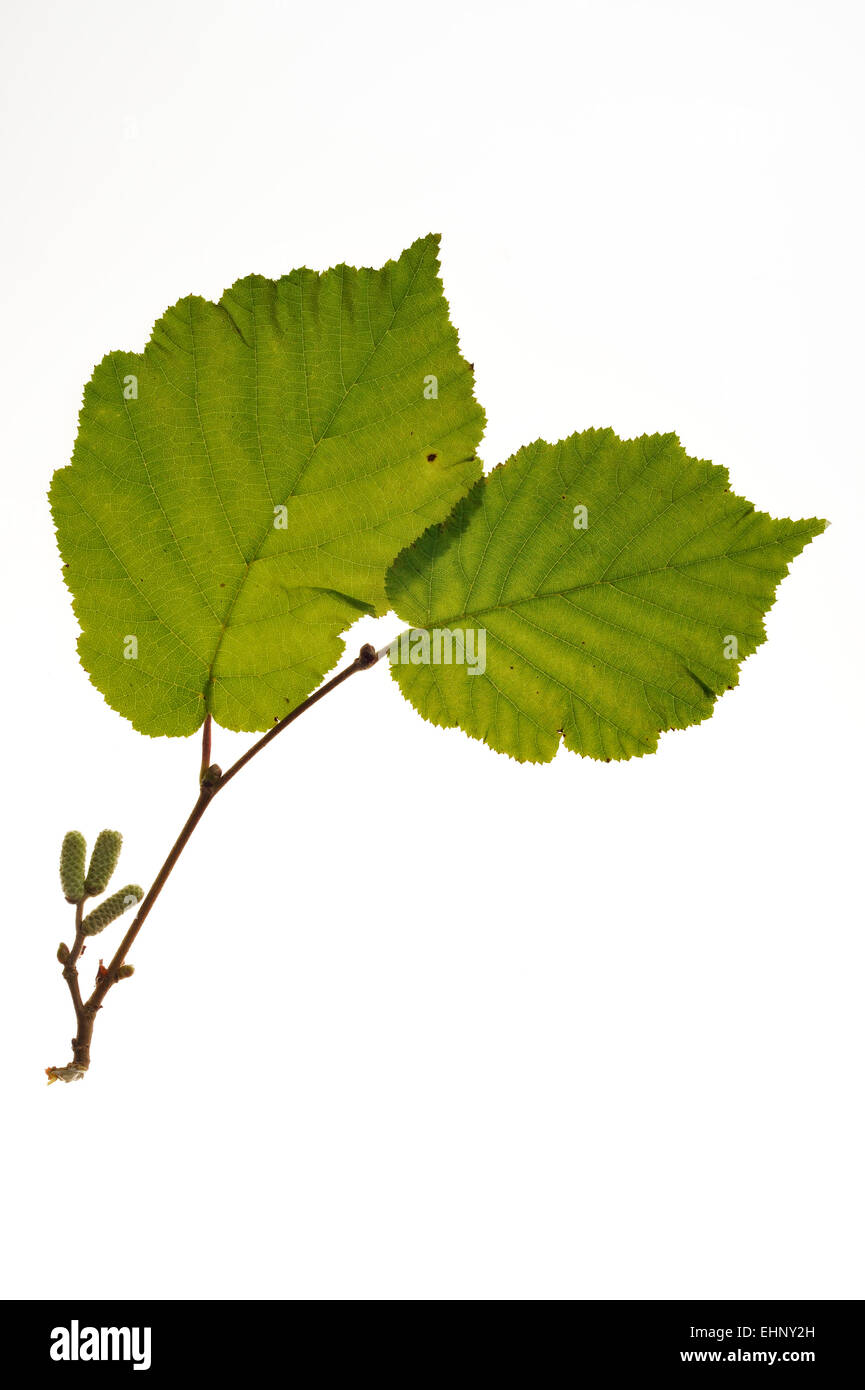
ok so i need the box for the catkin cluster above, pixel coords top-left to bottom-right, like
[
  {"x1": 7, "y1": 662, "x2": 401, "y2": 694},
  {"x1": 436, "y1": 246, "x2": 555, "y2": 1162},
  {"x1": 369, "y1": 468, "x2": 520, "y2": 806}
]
[
  {"x1": 59, "y1": 829, "x2": 126, "y2": 903},
  {"x1": 57, "y1": 828, "x2": 142, "y2": 940}
]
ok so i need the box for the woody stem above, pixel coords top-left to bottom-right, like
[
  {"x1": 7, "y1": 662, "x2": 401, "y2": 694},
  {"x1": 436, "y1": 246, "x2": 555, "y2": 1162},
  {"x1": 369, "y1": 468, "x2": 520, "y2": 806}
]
[{"x1": 56, "y1": 645, "x2": 383, "y2": 1075}]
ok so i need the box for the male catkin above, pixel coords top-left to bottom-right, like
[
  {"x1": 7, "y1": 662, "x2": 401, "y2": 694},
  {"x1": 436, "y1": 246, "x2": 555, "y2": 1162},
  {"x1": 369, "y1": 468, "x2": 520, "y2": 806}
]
[
  {"x1": 60, "y1": 831, "x2": 87, "y2": 903},
  {"x1": 84, "y1": 830, "x2": 123, "y2": 895},
  {"x1": 81, "y1": 885, "x2": 143, "y2": 936}
]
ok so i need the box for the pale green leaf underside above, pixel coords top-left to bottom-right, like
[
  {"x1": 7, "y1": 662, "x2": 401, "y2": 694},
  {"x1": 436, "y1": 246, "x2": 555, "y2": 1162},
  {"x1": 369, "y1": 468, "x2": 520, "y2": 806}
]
[
  {"x1": 386, "y1": 429, "x2": 825, "y2": 763},
  {"x1": 50, "y1": 234, "x2": 485, "y2": 735}
]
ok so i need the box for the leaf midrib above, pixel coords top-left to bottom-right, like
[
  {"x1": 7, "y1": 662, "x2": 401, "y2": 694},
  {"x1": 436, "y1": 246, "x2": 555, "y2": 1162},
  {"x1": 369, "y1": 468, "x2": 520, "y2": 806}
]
[
  {"x1": 202, "y1": 243, "x2": 430, "y2": 706},
  {"x1": 403, "y1": 524, "x2": 817, "y2": 633}
]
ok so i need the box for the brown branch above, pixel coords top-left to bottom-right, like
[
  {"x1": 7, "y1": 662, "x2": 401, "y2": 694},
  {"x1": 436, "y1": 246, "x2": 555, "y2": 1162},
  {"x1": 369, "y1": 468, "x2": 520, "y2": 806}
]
[
  {"x1": 63, "y1": 900, "x2": 86, "y2": 1019},
  {"x1": 217, "y1": 640, "x2": 379, "y2": 791},
  {"x1": 52, "y1": 644, "x2": 382, "y2": 1079}
]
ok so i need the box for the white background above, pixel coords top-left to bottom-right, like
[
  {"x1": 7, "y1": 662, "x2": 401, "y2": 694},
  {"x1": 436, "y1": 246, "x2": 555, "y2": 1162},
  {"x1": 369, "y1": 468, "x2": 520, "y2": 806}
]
[{"x1": 1, "y1": 0, "x2": 862, "y2": 1300}]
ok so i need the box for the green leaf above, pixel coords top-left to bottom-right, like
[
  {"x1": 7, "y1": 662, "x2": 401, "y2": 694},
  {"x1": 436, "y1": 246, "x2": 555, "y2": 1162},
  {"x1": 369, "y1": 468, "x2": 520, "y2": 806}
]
[
  {"x1": 50, "y1": 235, "x2": 484, "y2": 735},
  {"x1": 385, "y1": 429, "x2": 825, "y2": 763}
]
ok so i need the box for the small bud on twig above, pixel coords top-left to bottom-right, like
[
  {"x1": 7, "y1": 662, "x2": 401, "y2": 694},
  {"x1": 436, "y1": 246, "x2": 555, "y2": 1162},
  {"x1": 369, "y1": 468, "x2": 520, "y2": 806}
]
[
  {"x1": 60, "y1": 831, "x2": 87, "y2": 903},
  {"x1": 57, "y1": 942, "x2": 70, "y2": 964},
  {"x1": 84, "y1": 830, "x2": 123, "y2": 895},
  {"x1": 116, "y1": 964, "x2": 135, "y2": 980},
  {"x1": 82, "y1": 885, "x2": 143, "y2": 936}
]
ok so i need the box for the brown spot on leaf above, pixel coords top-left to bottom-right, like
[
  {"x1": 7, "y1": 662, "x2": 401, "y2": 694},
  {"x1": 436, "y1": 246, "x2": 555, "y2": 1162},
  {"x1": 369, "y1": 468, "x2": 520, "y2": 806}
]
[{"x1": 427, "y1": 452, "x2": 437, "y2": 462}]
